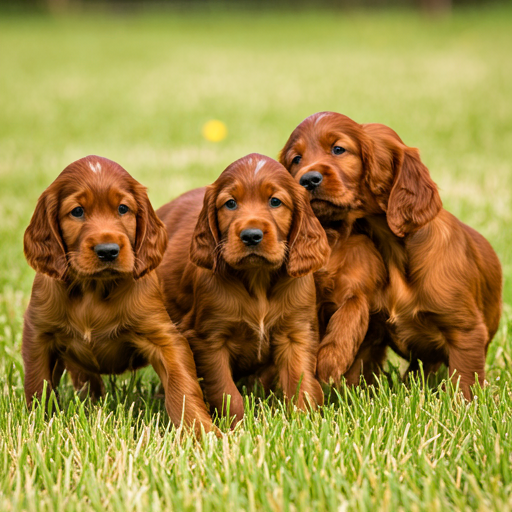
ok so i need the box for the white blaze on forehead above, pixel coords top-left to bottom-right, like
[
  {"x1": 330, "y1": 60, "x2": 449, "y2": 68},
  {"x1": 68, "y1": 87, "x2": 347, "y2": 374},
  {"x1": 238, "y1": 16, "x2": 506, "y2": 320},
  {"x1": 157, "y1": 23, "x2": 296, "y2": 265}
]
[
  {"x1": 314, "y1": 113, "x2": 328, "y2": 126},
  {"x1": 88, "y1": 161, "x2": 102, "y2": 174},
  {"x1": 253, "y1": 159, "x2": 266, "y2": 175}
]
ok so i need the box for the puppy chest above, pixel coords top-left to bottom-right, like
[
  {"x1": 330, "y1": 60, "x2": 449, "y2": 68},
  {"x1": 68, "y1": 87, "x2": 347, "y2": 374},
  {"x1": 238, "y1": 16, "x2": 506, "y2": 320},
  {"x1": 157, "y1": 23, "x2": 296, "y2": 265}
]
[
  {"x1": 55, "y1": 320, "x2": 144, "y2": 375},
  {"x1": 65, "y1": 292, "x2": 139, "y2": 343},
  {"x1": 225, "y1": 321, "x2": 273, "y2": 371}
]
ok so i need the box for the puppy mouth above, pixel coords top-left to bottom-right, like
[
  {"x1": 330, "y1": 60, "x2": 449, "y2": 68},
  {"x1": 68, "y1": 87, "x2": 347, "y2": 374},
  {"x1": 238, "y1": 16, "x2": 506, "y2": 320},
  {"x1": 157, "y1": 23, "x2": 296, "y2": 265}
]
[
  {"x1": 234, "y1": 252, "x2": 283, "y2": 269},
  {"x1": 239, "y1": 253, "x2": 274, "y2": 264},
  {"x1": 310, "y1": 198, "x2": 351, "y2": 210},
  {"x1": 69, "y1": 260, "x2": 131, "y2": 279},
  {"x1": 80, "y1": 267, "x2": 127, "y2": 279},
  {"x1": 93, "y1": 266, "x2": 124, "y2": 276},
  {"x1": 309, "y1": 198, "x2": 352, "y2": 220}
]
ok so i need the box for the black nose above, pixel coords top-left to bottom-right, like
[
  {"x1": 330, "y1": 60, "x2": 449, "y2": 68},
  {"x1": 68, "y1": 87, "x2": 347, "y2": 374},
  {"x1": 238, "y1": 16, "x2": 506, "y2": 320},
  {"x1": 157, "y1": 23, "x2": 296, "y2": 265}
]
[
  {"x1": 240, "y1": 229, "x2": 263, "y2": 246},
  {"x1": 299, "y1": 171, "x2": 323, "y2": 191},
  {"x1": 94, "y1": 243, "x2": 120, "y2": 262}
]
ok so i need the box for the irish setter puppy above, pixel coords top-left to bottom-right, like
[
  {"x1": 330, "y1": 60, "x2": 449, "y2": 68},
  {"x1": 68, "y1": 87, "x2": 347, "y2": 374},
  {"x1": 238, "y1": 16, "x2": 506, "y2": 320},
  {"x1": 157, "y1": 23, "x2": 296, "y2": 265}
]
[
  {"x1": 280, "y1": 112, "x2": 502, "y2": 399},
  {"x1": 156, "y1": 154, "x2": 330, "y2": 422},
  {"x1": 23, "y1": 155, "x2": 213, "y2": 433}
]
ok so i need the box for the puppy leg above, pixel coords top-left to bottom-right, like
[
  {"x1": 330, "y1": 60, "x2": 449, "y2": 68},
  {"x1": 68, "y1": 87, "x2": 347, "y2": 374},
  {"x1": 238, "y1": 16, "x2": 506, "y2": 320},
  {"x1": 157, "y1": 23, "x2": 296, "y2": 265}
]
[
  {"x1": 317, "y1": 294, "x2": 370, "y2": 384},
  {"x1": 447, "y1": 323, "x2": 488, "y2": 400},
  {"x1": 194, "y1": 346, "x2": 244, "y2": 424},
  {"x1": 146, "y1": 331, "x2": 214, "y2": 434},
  {"x1": 22, "y1": 322, "x2": 55, "y2": 407},
  {"x1": 135, "y1": 315, "x2": 213, "y2": 434},
  {"x1": 273, "y1": 330, "x2": 324, "y2": 410}
]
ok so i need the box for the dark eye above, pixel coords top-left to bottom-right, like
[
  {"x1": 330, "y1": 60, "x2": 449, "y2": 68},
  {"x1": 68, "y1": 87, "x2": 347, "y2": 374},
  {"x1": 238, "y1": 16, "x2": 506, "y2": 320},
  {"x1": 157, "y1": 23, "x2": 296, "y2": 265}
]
[
  {"x1": 225, "y1": 199, "x2": 237, "y2": 210},
  {"x1": 118, "y1": 204, "x2": 129, "y2": 215},
  {"x1": 269, "y1": 197, "x2": 282, "y2": 208},
  {"x1": 70, "y1": 207, "x2": 84, "y2": 218},
  {"x1": 332, "y1": 146, "x2": 346, "y2": 155},
  {"x1": 292, "y1": 155, "x2": 302, "y2": 165}
]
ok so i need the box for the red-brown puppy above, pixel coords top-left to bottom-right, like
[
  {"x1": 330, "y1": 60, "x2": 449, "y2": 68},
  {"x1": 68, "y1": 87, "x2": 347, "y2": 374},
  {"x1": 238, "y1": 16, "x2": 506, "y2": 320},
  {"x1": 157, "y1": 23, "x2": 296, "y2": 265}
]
[
  {"x1": 280, "y1": 112, "x2": 502, "y2": 398},
  {"x1": 23, "y1": 155, "x2": 213, "y2": 433},
  {"x1": 157, "y1": 154, "x2": 330, "y2": 422}
]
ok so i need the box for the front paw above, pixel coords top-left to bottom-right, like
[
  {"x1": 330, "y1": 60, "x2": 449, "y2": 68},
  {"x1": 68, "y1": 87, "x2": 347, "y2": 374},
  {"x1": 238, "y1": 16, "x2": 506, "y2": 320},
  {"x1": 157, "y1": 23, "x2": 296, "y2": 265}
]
[{"x1": 317, "y1": 343, "x2": 353, "y2": 384}]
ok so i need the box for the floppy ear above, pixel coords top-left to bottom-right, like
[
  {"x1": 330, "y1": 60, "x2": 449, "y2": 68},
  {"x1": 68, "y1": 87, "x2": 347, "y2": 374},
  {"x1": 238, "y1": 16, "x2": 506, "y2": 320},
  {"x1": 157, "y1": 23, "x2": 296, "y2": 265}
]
[
  {"x1": 361, "y1": 127, "x2": 399, "y2": 211},
  {"x1": 287, "y1": 187, "x2": 331, "y2": 278},
  {"x1": 362, "y1": 125, "x2": 442, "y2": 237},
  {"x1": 23, "y1": 187, "x2": 68, "y2": 280},
  {"x1": 190, "y1": 186, "x2": 219, "y2": 270},
  {"x1": 133, "y1": 185, "x2": 168, "y2": 279},
  {"x1": 386, "y1": 148, "x2": 442, "y2": 237}
]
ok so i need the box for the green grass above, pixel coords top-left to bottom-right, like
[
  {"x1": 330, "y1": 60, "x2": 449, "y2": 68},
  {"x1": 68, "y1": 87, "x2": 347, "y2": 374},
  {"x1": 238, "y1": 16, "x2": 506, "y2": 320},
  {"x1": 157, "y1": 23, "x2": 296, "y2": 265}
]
[{"x1": 1, "y1": 7, "x2": 512, "y2": 511}]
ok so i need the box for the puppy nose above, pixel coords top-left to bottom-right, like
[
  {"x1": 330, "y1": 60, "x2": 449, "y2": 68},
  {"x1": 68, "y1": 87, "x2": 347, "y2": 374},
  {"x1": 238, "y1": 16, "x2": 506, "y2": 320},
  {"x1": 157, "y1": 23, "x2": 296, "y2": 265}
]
[
  {"x1": 94, "y1": 243, "x2": 120, "y2": 262},
  {"x1": 299, "y1": 171, "x2": 323, "y2": 191},
  {"x1": 240, "y1": 229, "x2": 263, "y2": 246}
]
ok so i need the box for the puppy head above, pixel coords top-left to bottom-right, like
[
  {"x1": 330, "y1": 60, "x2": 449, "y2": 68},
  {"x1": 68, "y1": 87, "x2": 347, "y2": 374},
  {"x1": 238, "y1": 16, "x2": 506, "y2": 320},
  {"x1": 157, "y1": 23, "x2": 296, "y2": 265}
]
[
  {"x1": 190, "y1": 154, "x2": 329, "y2": 277},
  {"x1": 24, "y1": 156, "x2": 167, "y2": 280},
  {"x1": 280, "y1": 112, "x2": 442, "y2": 236},
  {"x1": 279, "y1": 112, "x2": 374, "y2": 226}
]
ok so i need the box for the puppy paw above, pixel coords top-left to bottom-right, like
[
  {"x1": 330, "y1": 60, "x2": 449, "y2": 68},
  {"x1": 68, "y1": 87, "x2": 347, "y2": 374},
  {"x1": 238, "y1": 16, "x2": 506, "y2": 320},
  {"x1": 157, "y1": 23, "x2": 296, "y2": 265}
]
[{"x1": 317, "y1": 343, "x2": 353, "y2": 384}]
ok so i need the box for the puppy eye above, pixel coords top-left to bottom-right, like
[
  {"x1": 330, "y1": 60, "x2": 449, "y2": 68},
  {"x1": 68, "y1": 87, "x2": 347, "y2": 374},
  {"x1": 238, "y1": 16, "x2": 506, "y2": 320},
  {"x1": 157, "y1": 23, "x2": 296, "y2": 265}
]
[
  {"x1": 292, "y1": 155, "x2": 302, "y2": 165},
  {"x1": 332, "y1": 146, "x2": 346, "y2": 155},
  {"x1": 269, "y1": 197, "x2": 282, "y2": 208},
  {"x1": 70, "y1": 207, "x2": 84, "y2": 218},
  {"x1": 225, "y1": 199, "x2": 237, "y2": 210},
  {"x1": 118, "y1": 204, "x2": 129, "y2": 215}
]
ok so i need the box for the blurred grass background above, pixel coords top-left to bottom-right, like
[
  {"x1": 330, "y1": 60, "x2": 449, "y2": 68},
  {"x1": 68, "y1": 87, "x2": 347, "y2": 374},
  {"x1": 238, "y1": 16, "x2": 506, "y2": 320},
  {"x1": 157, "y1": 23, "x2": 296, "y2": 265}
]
[
  {"x1": 1, "y1": 8, "x2": 512, "y2": 297},
  {"x1": 0, "y1": 5, "x2": 512, "y2": 511}
]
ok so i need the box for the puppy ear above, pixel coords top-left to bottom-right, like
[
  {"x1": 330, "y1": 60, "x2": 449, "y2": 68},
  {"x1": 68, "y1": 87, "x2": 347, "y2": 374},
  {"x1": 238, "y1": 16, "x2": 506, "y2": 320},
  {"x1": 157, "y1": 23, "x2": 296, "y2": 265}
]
[
  {"x1": 24, "y1": 187, "x2": 67, "y2": 280},
  {"x1": 361, "y1": 126, "x2": 399, "y2": 210},
  {"x1": 362, "y1": 125, "x2": 442, "y2": 237},
  {"x1": 133, "y1": 185, "x2": 168, "y2": 279},
  {"x1": 287, "y1": 187, "x2": 330, "y2": 278},
  {"x1": 190, "y1": 186, "x2": 219, "y2": 270},
  {"x1": 387, "y1": 148, "x2": 442, "y2": 237}
]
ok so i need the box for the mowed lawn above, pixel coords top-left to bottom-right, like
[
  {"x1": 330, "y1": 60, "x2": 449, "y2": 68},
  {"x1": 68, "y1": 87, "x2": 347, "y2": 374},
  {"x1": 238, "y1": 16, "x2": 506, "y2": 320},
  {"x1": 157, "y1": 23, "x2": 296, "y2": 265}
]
[{"x1": 1, "y1": 7, "x2": 512, "y2": 511}]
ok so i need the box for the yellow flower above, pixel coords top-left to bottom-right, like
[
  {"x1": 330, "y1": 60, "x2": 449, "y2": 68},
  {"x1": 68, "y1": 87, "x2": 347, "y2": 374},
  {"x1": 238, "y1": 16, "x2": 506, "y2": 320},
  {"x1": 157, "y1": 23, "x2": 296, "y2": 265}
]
[{"x1": 202, "y1": 120, "x2": 228, "y2": 142}]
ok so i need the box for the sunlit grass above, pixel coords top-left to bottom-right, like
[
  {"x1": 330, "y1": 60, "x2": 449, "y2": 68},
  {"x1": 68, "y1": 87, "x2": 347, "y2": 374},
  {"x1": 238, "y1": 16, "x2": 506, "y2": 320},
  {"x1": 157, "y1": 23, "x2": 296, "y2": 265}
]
[
  {"x1": 0, "y1": 6, "x2": 511, "y2": 511},
  {"x1": 1, "y1": 366, "x2": 511, "y2": 511}
]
